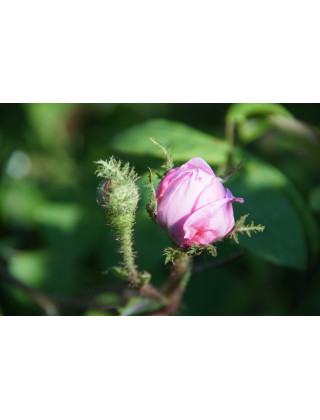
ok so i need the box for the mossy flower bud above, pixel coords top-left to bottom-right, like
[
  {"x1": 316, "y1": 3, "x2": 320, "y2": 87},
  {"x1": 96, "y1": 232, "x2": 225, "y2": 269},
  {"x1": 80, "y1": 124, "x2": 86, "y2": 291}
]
[{"x1": 95, "y1": 157, "x2": 140, "y2": 285}]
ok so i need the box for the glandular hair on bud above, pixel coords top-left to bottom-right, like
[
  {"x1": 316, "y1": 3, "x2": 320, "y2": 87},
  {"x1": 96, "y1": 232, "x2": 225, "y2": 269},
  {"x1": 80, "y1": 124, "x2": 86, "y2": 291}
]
[
  {"x1": 95, "y1": 157, "x2": 140, "y2": 285},
  {"x1": 95, "y1": 157, "x2": 139, "y2": 217}
]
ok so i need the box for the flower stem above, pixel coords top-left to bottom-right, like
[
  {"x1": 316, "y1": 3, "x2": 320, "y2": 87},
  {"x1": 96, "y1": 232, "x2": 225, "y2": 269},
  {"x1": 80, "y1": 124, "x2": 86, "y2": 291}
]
[
  {"x1": 141, "y1": 283, "x2": 169, "y2": 305},
  {"x1": 117, "y1": 215, "x2": 139, "y2": 286},
  {"x1": 162, "y1": 253, "x2": 193, "y2": 315}
]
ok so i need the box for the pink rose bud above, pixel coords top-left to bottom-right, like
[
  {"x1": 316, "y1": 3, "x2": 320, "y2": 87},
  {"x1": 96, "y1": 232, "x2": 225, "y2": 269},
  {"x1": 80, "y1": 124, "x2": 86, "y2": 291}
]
[{"x1": 155, "y1": 157, "x2": 244, "y2": 247}]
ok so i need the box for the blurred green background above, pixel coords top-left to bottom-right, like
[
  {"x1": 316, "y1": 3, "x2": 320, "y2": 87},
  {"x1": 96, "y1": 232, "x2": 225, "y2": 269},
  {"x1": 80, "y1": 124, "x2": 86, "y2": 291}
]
[{"x1": 1, "y1": 103, "x2": 320, "y2": 315}]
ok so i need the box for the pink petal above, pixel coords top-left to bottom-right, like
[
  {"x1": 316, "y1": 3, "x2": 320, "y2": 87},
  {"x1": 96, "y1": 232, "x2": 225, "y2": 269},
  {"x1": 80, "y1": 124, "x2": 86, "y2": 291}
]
[
  {"x1": 155, "y1": 167, "x2": 180, "y2": 205},
  {"x1": 182, "y1": 157, "x2": 214, "y2": 175},
  {"x1": 182, "y1": 191, "x2": 243, "y2": 246},
  {"x1": 226, "y1": 188, "x2": 244, "y2": 203}
]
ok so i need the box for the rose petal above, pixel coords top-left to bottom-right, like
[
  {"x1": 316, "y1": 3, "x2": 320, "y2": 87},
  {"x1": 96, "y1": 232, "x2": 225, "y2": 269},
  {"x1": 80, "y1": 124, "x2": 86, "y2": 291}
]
[
  {"x1": 182, "y1": 157, "x2": 214, "y2": 175},
  {"x1": 155, "y1": 166, "x2": 180, "y2": 205},
  {"x1": 193, "y1": 177, "x2": 227, "y2": 210},
  {"x1": 182, "y1": 195, "x2": 241, "y2": 246}
]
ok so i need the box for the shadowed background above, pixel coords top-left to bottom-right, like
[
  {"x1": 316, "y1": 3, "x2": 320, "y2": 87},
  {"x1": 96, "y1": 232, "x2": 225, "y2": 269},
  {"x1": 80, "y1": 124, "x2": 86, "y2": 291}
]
[{"x1": 1, "y1": 103, "x2": 320, "y2": 315}]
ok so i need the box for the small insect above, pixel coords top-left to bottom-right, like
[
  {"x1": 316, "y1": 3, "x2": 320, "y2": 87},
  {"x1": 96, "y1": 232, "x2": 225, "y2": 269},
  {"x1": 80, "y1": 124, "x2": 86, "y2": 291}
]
[{"x1": 97, "y1": 179, "x2": 114, "y2": 205}]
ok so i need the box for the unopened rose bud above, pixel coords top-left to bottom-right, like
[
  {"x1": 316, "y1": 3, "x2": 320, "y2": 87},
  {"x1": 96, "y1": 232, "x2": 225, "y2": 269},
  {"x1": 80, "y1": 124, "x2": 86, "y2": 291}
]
[
  {"x1": 95, "y1": 157, "x2": 141, "y2": 286},
  {"x1": 155, "y1": 157, "x2": 244, "y2": 247}
]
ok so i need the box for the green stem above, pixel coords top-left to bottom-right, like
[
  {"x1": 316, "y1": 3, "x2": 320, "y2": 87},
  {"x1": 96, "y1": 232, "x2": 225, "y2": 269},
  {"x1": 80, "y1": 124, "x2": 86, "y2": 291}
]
[
  {"x1": 163, "y1": 253, "x2": 193, "y2": 315},
  {"x1": 225, "y1": 120, "x2": 235, "y2": 171},
  {"x1": 118, "y1": 216, "x2": 139, "y2": 286},
  {"x1": 141, "y1": 284, "x2": 169, "y2": 305}
]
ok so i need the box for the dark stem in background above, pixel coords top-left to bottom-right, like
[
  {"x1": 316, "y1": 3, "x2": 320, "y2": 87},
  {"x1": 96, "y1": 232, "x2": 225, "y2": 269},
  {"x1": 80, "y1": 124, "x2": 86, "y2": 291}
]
[
  {"x1": 0, "y1": 265, "x2": 58, "y2": 316},
  {"x1": 225, "y1": 120, "x2": 235, "y2": 171},
  {"x1": 141, "y1": 283, "x2": 169, "y2": 305},
  {"x1": 0, "y1": 265, "x2": 121, "y2": 315}
]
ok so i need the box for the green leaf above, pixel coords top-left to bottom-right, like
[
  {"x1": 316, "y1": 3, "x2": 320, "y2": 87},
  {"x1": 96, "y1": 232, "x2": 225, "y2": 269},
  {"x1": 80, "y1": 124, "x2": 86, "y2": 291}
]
[
  {"x1": 226, "y1": 103, "x2": 293, "y2": 124},
  {"x1": 105, "y1": 266, "x2": 130, "y2": 280},
  {"x1": 226, "y1": 103, "x2": 294, "y2": 143},
  {"x1": 227, "y1": 104, "x2": 320, "y2": 163},
  {"x1": 118, "y1": 296, "x2": 162, "y2": 316},
  {"x1": 310, "y1": 185, "x2": 320, "y2": 214},
  {"x1": 8, "y1": 250, "x2": 51, "y2": 288},
  {"x1": 269, "y1": 116, "x2": 320, "y2": 163},
  {"x1": 228, "y1": 155, "x2": 312, "y2": 270},
  {"x1": 0, "y1": 180, "x2": 44, "y2": 227},
  {"x1": 237, "y1": 118, "x2": 273, "y2": 142},
  {"x1": 94, "y1": 292, "x2": 122, "y2": 306},
  {"x1": 111, "y1": 119, "x2": 230, "y2": 165},
  {"x1": 24, "y1": 103, "x2": 79, "y2": 145},
  {"x1": 33, "y1": 203, "x2": 82, "y2": 231}
]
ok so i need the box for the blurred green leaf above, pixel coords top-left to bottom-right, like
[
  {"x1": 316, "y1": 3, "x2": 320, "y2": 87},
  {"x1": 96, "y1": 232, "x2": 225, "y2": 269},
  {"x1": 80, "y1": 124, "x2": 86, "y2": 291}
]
[
  {"x1": 33, "y1": 203, "x2": 82, "y2": 231},
  {"x1": 94, "y1": 292, "x2": 121, "y2": 306},
  {"x1": 310, "y1": 186, "x2": 320, "y2": 214},
  {"x1": 227, "y1": 103, "x2": 293, "y2": 124},
  {"x1": 237, "y1": 118, "x2": 273, "y2": 142},
  {"x1": 111, "y1": 119, "x2": 230, "y2": 165},
  {"x1": 83, "y1": 309, "x2": 112, "y2": 316},
  {"x1": 226, "y1": 103, "x2": 293, "y2": 143},
  {"x1": 243, "y1": 152, "x2": 319, "y2": 262},
  {"x1": 8, "y1": 250, "x2": 51, "y2": 288},
  {"x1": 270, "y1": 116, "x2": 320, "y2": 162},
  {"x1": 119, "y1": 296, "x2": 162, "y2": 316},
  {"x1": 0, "y1": 180, "x2": 44, "y2": 226},
  {"x1": 228, "y1": 154, "x2": 317, "y2": 270},
  {"x1": 24, "y1": 103, "x2": 78, "y2": 145},
  {"x1": 105, "y1": 266, "x2": 130, "y2": 280},
  {"x1": 227, "y1": 104, "x2": 320, "y2": 163}
]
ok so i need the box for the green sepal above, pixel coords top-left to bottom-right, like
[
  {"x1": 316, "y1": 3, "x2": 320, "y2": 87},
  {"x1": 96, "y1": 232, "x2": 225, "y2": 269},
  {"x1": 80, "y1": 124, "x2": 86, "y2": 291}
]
[
  {"x1": 187, "y1": 243, "x2": 217, "y2": 257},
  {"x1": 146, "y1": 167, "x2": 157, "y2": 221},
  {"x1": 138, "y1": 270, "x2": 152, "y2": 287},
  {"x1": 228, "y1": 214, "x2": 265, "y2": 244},
  {"x1": 104, "y1": 266, "x2": 130, "y2": 281},
  {"x1": 149, "y1": 137, "x2": 174, "y2": 177}
]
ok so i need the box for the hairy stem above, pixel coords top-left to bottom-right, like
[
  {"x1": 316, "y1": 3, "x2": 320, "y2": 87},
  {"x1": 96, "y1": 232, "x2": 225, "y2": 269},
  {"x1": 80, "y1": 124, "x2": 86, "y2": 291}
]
[{"x1": 117, "y1": 215, "x2": 139, "y2": 285}]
